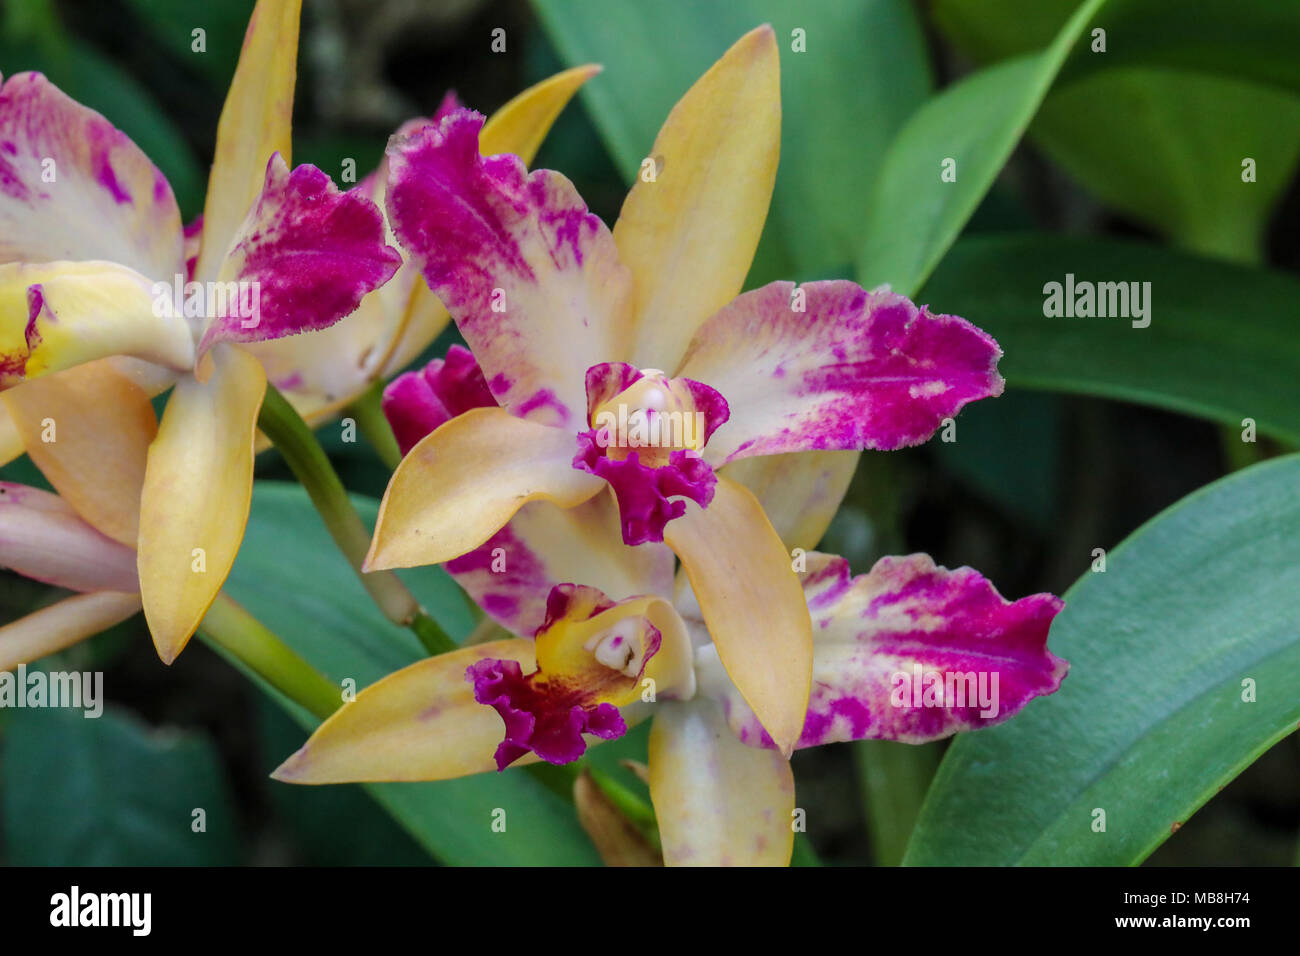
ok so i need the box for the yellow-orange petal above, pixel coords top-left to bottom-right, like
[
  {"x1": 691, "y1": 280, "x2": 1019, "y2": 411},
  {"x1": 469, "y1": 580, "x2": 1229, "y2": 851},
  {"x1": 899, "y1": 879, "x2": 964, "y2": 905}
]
[
  {"x1": 194, "y1": 0, "x2": 301, "y2": 283},
  {"x1": 138, "y1": 344, "x2": 266, "y2": 663},
  {"x1": 0, "y1": 261, "x2": 195, "y2": 384},
  {"x1": 663, "y1": 475, "x2": 811, "y2": 756},
  {"x1": 480, "y1": 64, "x2": 603, "y2": 162},
  {"x1": 1, "y1": 360, "x2": 157, "y2": 546},
  {"x1": 0, "y1": 405, "x2": 20, "y2": 466},
  {"x1": 365, "y1": 406, "x2": 604, "y2": 571},
  {"x1": 0, "y1": 591, "x2": 141, "y2": 671},
  {"x1": 721, "y1": 450, "x2": 858, "y2": 550},
  {"x1": 613, "y1": 25, "x2": 780, "y2": 372},
  {"x1": 272, "y1": 638, "x2": 537, "y2": 783},
  {"x1": 649, "y1": 699, "x2": 795, "y2": 866}
]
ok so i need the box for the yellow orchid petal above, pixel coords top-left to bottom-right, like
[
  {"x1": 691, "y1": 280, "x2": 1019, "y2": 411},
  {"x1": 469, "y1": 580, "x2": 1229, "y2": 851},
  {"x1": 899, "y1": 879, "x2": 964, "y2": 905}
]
[
  {"x1": 663, "y1": 476, "x2": 812, "y2": 756},
  {"x1": 479, "y1": 64, "x2": 603, "y2": 162},
  {"x1": 0, "y1": 591, "x2": 141, "y2": 671},
  {"x1": 649, "y1": 699, "x2": 795, "y2": 866},
  {"x1": 613, "y1": 25, "x2": 780, "y2": 372},
  {"x1": 138, "y1": 344, "x2": 266, "y2": 663},
  {"x1": 0, "y1": 405, "x2": 20, "y2": 466},
  {"x1": 272, "y1": 638, "x2": 537, "y2": 783},
  {"x1": 194, "y1": 0, "x2": 301, "y2": 283},
  {"x1": 1, "y1": 360, "x2": 157, "y2": 546},
  {"x1": 0, "y1": 261, "x2": 194, "y2": 384},
  {"x1": 721, "y1": 450, "x2": 859, "y2": 550},
  {"x1": 365, "y1": 406, "x2": 604, "y2": 571}
]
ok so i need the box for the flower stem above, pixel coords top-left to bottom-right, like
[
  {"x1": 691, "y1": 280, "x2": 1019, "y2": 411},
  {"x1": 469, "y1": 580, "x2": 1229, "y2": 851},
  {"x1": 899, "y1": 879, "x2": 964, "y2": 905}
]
[
  {"x1": 257, "y1": 383, "x2": 419, "y2": 627},
  {"x1": 410, "y1": 609, "x2": 457, "y2": 656},
  {"x1": 199, "y1": 593, "x2": 340, "y2": 721},
  {"x1": 347, "y1": 380, "x2": 402, "y2": 471}
]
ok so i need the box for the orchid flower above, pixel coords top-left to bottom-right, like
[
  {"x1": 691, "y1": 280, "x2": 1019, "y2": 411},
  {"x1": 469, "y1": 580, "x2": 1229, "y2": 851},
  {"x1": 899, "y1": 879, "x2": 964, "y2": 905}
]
[
  {"x1": 364, "y1": 26, "x2": 1005, "y2": 754},
  {"x1": 0, "y1": 364, "x2": 153, "y2": 670},
  {"x1": 275, "y1": 350, "x2": 1067, "y2": 865},
  {"x1": 247, "y1": 67, "x2": 601, "y2": 430},
  {"x1": 0, "y1": 0, "x2": 402, "y2": 662}
]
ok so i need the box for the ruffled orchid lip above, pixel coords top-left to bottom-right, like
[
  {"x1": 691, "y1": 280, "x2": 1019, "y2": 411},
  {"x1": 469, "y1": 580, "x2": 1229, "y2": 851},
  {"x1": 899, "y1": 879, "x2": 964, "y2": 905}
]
[
  {"x1": 468, "y1": 657, "x2": 627, "y2": 769},
  {"x1": 574, "y1": 362, "x2": 730, "y2": 545},
  {"x1": 468, "y1": 583, "x2": 664, "y2": 769}
]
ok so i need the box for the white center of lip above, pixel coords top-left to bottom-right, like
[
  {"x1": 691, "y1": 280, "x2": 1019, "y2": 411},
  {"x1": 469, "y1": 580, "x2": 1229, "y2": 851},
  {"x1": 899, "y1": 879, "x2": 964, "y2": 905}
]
[{"x1": 583, "y1": 617, "x2": 645, "y2": 677}]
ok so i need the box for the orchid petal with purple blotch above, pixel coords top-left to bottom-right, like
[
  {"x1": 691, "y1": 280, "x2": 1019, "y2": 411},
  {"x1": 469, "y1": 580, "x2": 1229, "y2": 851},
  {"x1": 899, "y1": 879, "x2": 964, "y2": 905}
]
[
  {"x1": 384, "y1": 109, "x2": 633, "y2": 426},
  {"x1": 198, "y1": 154, "x2": 400, "y2": 354},
  {"x1": 697, "y1": 552, "x2": 1067, "y2": 749},
  {"x1": 677, "y1": 281, "x2": 1004, "y2": 465},
  {"x1": 0, "y1": 72, "x2": 184, "y2": 279}
]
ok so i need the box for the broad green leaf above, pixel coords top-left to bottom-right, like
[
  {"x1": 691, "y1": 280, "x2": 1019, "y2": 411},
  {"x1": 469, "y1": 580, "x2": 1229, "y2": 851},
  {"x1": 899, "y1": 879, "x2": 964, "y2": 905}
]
[
  {"x1": 3, "y1": 705, "x2": 239, "y2": 865},
  {"x1": 905, "y1": 453, "x2": 1300, "y2": 865},
  {"x1": 1032, "y1": 68, "x2": 1300, "y2": 262},
  {"x1": 931, "y1": 0, "x2": 1300, "y2": 262},
  {"x1": 857, "y1": 0, "x2": 1107, "y2": 295},
  {"x1": 854, "y1": 740, "x2": 942, "y2": 866},
  {"x1": 222, "y1": 481, "x2": 601, "y2": 866},
  {"x1": 920, "y1": 233, "x2": 1300, "y2": 446},
  {"x1": 531, "y1": 0, "x2": 932, "y2": 279},
  {"x1": 256, "y1": 698, "x2": 433, "y2": 866},
  {"x1": 933, "y1": 0, "x2": 1300, "y2": 97}
]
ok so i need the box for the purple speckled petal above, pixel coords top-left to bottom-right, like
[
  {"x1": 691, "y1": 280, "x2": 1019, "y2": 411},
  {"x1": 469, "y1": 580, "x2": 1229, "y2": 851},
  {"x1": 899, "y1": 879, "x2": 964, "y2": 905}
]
[
  {"x1": 676, "y1": 280, "x2": 1004, "y2": 465},
  {"x1": 697, "y1": 552, "x2": 1067, "y2": 749},
  {"x1": 198, "y1": 153, "x2": 401, "y2": 353},
  {"x1": 384, "y1": 108, "x2": 633, "y2": 427},
  {"x1": 445, "y1": 491, "x2": 674, "y2": 637},
  {"x1": 0, "y1": 72, "x2": 184, "y2": 279},
  {"x1": 574, "y1": 435, "x2": 716, "y2": 545},
  {"x1": 382, "y1": 344, "x2": 496, "y2": 456}
]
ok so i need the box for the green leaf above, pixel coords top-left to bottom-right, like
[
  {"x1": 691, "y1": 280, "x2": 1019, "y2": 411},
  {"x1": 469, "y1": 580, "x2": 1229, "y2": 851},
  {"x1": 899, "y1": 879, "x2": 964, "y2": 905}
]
[
  {"x1": 931, "y1": 0, "x2": 1300, "y2": 262},
  {"x1": 222, "y1": 481, "x2": 601, "y2": 866},
  {"x1": 905, "y1": 453, "x2": 1300, "y2": 865},
  {"x1": 531, "y1": 0, "x2": 932, "y2": 280},
  {"x1": 853, "y1": 740, "x2": 942, "y2": 866},
  {"x1": 1032, "y1": 68, "x2": 1300, "y2": 262},
  {"x1": 2, "y1": 706, "x2": 239, "y2": 865},
  {"x1": 857, "y1": 0, "x2": 1107, "y2": 296},
  {"x1": 920, "y1": 233, "x2": 1300, "y2": 446},
  {"x1": 255, "y1": 698, "x2": 432, "y2": 866},
  {"x1": 933, "y1": 0, "x2": 1300, "y2": 97}
]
